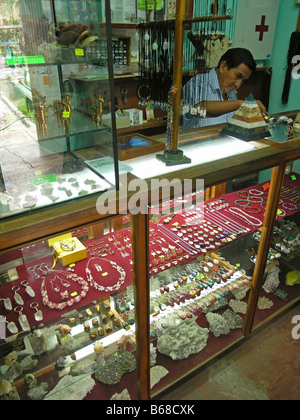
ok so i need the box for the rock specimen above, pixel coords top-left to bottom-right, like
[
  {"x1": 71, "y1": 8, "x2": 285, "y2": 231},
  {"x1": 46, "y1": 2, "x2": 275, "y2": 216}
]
[
  {"x1": 110, "y1": 388, "x2": 131, "y2": 400},
  {"x1": 258, "y1": 296, "x2": 274, "y2": 310},
  {"x1": 229, "y1": 299, "x2": 248, "y2": 314},
  {"x1": 25, "y1": 374, "x2": 48, "y2": 400},
  {"x1": 95, "y1": 351, "x2": 136, "y2": 385},
  {"x1": 44, "y1": 374, "x2": 95, "y2": 400},
  {"x1": 150, "y1": 365, "x2": 169, "y2": 389},
  {"x1": 222, "y1": 309, "x2": 244, "y2": 329},
  {"x1": 206, "y1": 312, "x2": 230, "y2": 337},
  {"x1": 0, "y1": 380, "x2": 19, "y2": 400},
  {"x1": 157, "y1": 318, "x2": 209, "y2": 360}
]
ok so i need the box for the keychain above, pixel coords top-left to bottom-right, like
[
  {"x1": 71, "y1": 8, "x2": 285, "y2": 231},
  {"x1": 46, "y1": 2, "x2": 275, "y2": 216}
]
[
  {"x1": 14, "y1": 306, "x2": 31, "y2": 332},
  {"x1": 21, "y1": 281, "x2": 35, "y2": 298},
  {"x1": 30, "y1": 302, "x2": 43, "y2": 322},
  {"x1": 12, "y1": 286, "x2": 24, "y2": 305}
]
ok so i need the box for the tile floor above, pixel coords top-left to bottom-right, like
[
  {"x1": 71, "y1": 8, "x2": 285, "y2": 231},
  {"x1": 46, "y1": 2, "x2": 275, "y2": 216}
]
[{"x1": 157, "y1": 303, "x2": 300, "y2": 400}]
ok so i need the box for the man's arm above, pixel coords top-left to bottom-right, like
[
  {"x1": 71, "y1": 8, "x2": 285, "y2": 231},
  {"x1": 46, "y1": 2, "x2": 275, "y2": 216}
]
[{"x1": 195, "y1": 99, "x2": 267, "y2": 118}]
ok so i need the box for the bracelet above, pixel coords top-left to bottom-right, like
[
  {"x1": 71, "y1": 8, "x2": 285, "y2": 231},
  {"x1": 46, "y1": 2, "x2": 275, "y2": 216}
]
[
  {"x1": 60, "y1": 239, "x2": 76, "y2": 252},
  {"x1": 281, "y1": 202, "x2": 298, "y2": 211},
  {"x1": 242, "y1": 206, "x2": 262, "y2": 214},
  {"x1": 235, "y1": 199, "x2": 250, "y2": 207}
]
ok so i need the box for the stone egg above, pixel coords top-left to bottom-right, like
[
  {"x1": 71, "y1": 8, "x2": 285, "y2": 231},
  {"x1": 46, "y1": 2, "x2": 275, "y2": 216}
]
[{"x1": 0, "y1": 380, "x2": 13, "y2": 396}]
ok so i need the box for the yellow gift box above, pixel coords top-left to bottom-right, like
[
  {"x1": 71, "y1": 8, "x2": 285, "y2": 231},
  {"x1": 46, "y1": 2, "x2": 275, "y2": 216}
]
[{"x1": 52, "y1": 237, "x2": 87, "y2": 266}]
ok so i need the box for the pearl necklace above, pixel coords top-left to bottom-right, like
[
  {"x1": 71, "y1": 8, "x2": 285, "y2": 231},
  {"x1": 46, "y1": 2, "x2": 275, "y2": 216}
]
[
  {"x1": 226, "y1": 207, "x2": 262, "y2": 227},
  {"x1": 85, "y1": 257, "x2": 126, "y2": 293},
  {"x1": 41, "y1": 273, "x2": 89, "y2": 311}
]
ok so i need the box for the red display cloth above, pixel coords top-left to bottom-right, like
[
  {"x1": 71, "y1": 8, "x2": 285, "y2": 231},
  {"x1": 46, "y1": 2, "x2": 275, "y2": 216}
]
[
  {"x1": 157, "y1": 172, "x2": 300, "y2": 255},
  {"x1": 0, "y1": 229, "x2": 134, "y2": 335}
]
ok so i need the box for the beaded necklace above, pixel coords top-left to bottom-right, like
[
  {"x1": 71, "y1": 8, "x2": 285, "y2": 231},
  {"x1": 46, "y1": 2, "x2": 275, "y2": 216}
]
[
  {"x1": 41, "y1": 272, "x2": 89, "y2": 311},
  {"x1": 85, "y1": 257, "x2": 126, "y2": 293},
  {"x1": 226, "y1": 207, "x2": 262, "y2": 228}
]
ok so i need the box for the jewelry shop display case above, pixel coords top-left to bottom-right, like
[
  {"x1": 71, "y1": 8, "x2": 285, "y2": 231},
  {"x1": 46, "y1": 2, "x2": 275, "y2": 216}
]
[
  {"x1": 1, "y1": 0, "x2": 300, "y2": 402},
  {"x1": 1, "y1": 125, "x2": 300, "y2": 400},
  {"x1": 125, "y1": 125, "x2": 300, "y2": 399}
]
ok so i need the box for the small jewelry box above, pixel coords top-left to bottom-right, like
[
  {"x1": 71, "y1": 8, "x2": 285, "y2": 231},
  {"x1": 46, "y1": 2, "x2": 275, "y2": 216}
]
[{"x1": 53, "y1": 237, "x2": 87, "y2": 266}]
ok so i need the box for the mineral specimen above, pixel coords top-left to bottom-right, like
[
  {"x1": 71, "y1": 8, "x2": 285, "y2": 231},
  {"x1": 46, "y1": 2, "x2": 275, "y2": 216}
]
[
  {"x1": 150, "y1": 365, "x2": 169, "y2": 389},
  {"x1": 222, "y1": 309, "x2": 244, "y2": 329},
  {"x1": 44, "y1": 374, "x2": 95, "y2": 400},
  {"x1": 206, "y1": 312, "x2": 230, "y2": 337},
  {"x1": 258, "y1": 296, "x2": 274, "y2": 310},
  {"x1": 95, "y1": 351, "x2": 136, "y2": 385},
  {"x1": 110, "y1": 388, "x2": 131, "y2": 400},
  {"x1": 0, "y1": 380, "x2": 19, "y2": 400},
  {"x1": 4, "y1": 351, "x2": 18, "y2": 367},
  {"x1": 229, "y1": 299, "x2": 248, "y2": 314},
  {"x1": 157, "y1": 318, "x2": 209, "y2": 360}
]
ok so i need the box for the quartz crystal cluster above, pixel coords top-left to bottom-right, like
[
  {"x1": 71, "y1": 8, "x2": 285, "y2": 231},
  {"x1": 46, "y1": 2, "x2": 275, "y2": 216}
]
[{"x1": 157, "y1": 318, "x2": 209, "y2": 360}]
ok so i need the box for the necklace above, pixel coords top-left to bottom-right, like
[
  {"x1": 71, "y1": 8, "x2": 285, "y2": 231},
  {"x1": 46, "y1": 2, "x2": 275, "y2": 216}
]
[
  {"x1": 41, "y1": 273, "x2": 89, "y2": 311},
  {"x1": 226, "y1": 207, "x2": 262, "y2": 227},
  {"x1": 85, "y1": 257, "x2": 126, "y2": 293}
]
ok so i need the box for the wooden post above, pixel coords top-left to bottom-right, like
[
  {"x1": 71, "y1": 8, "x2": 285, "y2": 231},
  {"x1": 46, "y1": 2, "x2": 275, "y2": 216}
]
[
  {"x1": 212, "y1": 0, "x2": 218, "y2": 16},
  {"x1": 170, "y1": 0, "x2": 187, "y2": 151},
  {"x1": 131, "y1": 212, "x2": 150, "y2": 400},
  {"x1": 243, "y1": 163, "x2": 287, "y2": 336}
]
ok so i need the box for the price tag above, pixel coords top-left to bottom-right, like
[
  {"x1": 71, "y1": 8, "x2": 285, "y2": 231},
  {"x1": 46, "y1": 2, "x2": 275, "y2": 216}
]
[
  {"x1": 291, "y1": 175, "x2": 297, "y2": 181},
  {"x1": 263, "y1": 182, "x2": 270, "y2": 191},
  {"x1": 71, "y1": 291, "x2": 78, "y2": 297},
  {"x1": 102, "y1": 272, "x2": 109, "y2": 277},
  {"x1": 63, "y1": 111, "x2": 70, "y2": 118},
  {"x1": 75, "y1": 48, "x2": 84, "y2": 56}
]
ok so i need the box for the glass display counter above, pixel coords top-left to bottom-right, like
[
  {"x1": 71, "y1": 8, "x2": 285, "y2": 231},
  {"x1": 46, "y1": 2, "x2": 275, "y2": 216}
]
[
  {"x1": 0, "y1": 0, "x2": 122, "y2": 221},
  {"x1": 0, "y1": 216, "x2": 140, "y2": 400},
  {"x1": 146, "y1": 171, "x2": 300, "y2": 398}
]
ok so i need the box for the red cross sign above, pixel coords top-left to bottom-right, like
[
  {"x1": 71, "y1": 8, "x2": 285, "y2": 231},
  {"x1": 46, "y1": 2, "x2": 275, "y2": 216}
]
[
  {"x1": 234, "y1": 0, "x2": 280, "y2": 60},
  {"x1": 255, "y1": 15, "x2": 269, "y2": 41}
]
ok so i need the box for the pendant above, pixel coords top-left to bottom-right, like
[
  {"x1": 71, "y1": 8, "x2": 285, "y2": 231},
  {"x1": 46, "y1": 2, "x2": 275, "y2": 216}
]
[
  {"x1": 21, "y1": 281, "x2": 35, "y2": 298},
  {"x1": 152, "y1": 41, "x2": 158, "y2": 51},
  {"x1": 30, "y1": 302, "x2": 44, "y2": 322},
  {"x1": 14, "y1": 306, "x2": 31, "y2": 332},
  {"x1": 2, "y1": 298, "x2": 12, "y2": 311},
  {"x1": 12, "y1": 287, "x2": 24, "y2": 306},
  {"x1": 18, "y1": 314, "x2": 31, "y2": 331},
  {"x1": 7, "y1": 320, "x2": 18, "y2": 334}
]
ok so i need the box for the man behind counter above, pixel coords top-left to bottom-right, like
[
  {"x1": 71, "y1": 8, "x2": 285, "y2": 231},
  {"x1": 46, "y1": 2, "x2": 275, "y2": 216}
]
[{"x1": 182, "y1": 48, "x2": 267, "y2": 129}]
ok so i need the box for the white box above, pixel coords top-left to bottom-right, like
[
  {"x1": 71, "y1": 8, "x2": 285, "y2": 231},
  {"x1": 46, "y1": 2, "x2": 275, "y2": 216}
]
[
  {"x1": 123, "y1": 108, "x2": 143, "y2": 126},
  {"x1": 103, "y1": 115, "x2": 131, "y2": 129}
]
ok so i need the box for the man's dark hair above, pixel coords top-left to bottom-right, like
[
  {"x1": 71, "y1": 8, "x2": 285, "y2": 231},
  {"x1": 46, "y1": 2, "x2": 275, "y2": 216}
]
[{"x1": 217, "y1": 48, "x2": 256, "y2": 72}]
